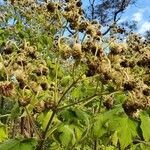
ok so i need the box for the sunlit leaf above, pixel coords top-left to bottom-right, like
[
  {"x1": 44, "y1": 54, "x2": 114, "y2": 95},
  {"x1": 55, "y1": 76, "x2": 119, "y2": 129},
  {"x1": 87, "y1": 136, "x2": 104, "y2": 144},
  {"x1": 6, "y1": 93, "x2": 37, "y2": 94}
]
[
  {"x1": 0, "y1": 123, "x2": 8, "y2": 142},
  {"x1": 140, "y1": 111, "x2": 150, "y2": 142},
  {"x1": 0, "y1": 138, "x2": 37, "y2": 150},
  {"x1": 53, "y1": 124, "x2": 75, "y2": 148},
  {"x1": 109, "y1": 115, "x2": 138, "y2": 150}
]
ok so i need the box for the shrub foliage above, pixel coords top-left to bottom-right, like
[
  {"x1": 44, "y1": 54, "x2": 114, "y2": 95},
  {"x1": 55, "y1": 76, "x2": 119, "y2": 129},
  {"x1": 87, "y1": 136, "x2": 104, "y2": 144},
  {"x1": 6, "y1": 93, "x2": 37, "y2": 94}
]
[{"x1": 0, "y1": 0, "x2": 150, "y2": 150}]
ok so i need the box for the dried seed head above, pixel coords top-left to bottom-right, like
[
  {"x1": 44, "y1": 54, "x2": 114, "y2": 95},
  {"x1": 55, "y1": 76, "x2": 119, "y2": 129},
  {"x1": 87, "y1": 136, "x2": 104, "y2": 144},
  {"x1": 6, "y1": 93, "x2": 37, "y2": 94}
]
[
  {"x1": 42, "y1": 67, "x2": 49, "y2": 76},
  {"x1": 76, "y1": 1, "x2": 82, "y2": 7},
  {"x1": 86, "y1": 59, "x2": 99, "y2": 77},
  {"x1": 120, "y1": 60, "x2": 129, "y2": 68},
  {"x1": 137, "y1": 56, "x2": 150, "y2": 68},
  {"x1": 0, "y1": 81, "x2": 14, "y2": 97},
  {"x1": 17, "y1": 78, "x2": 26, "y2": 89},
  {"x1": 142, "y1": 88, "x2": 150, "y2": 96},
  {"x1": 3, "y1": 47, "x2": 13, "y2": 54},
  {"x1": 18, "y1": 98, "x2": 30, "y2": 107},
  {"x1": 27, "y1": 50, "x2": 37, "y2": 59},
  {"x1": 103, "y1": 98, "x2": 114, "y2": 110},
  {"x1": 122, "y1": 101, "x2": 142, "y2": 116},
  {"x1": 44, "y1": 101, "x2": 57, "y2": 110},
  {"x1": 47, "y1": 2, "x2": 56, "y2": 13},
  {"x1": 33, "y1": 101, "x2": 45, "y2": 113},
  {"x1": 123, "y1": 81, "x2": 136, "y2": 91},
  {"x1": 17, "y1": 58, "x2": 27, "y2": 66},
  {"x1": 72, "y1": 43, "x2": 82, "y2": 59},
  {"x1": 40, "y1": 82, "x2": 48, "y2": 91}
]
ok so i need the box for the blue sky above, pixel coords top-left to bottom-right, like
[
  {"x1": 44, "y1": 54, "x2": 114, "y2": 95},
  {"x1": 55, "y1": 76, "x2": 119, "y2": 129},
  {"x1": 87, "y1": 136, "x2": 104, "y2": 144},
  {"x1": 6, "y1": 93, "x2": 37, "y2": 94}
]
[
  {"x1": 0, "y1": 0, "x2": 150, "y2": 34},
  {"x1": 82, "y1": 0, "x2": 150, "y2": 34},
  {"x1": 119, "y1": 0, "x2": 150, "y2": 34}
]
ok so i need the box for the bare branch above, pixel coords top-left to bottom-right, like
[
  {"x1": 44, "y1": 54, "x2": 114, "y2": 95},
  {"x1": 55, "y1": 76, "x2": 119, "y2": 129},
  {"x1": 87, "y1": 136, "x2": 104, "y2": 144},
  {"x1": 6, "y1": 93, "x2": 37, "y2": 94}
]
[{"x1": 88, "y1": 0, "x2": 96, "y2": 20}]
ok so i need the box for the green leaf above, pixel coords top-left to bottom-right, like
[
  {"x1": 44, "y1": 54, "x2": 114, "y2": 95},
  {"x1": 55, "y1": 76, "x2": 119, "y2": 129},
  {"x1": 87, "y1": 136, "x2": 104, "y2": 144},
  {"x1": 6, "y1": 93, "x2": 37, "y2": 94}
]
[
  {"x1": 111, "y1": 131, "x2": 118, "y2": 146},
  {"x1": 71, "y1": 86, "x2": 85, "y2": 99},
  {"x1": 92, "y1": 107, "x2": 123, "y2": 138},
  {"x1": 0, "y1": 139, "x2": 37, "y2": 150},
  {"x1": 60, "y1": 75, "x2": 71, "y2": 87},
  {"x1": 140, "y1": 111, "x2": 150, "y2": 142},
  {"x1": 0, "y1": 123, "x2": 8, "y2": 142},
  {"x1": 53, "y1": 124, "x2": 75, "y2": 148},
  {"x1": 131, "y1": 143, "x2": 150, "y2": 150},
  {"x1": 70, "y1": 124, "x2": 84, "y2": 141},
  {"x1": 92, "y1": 113, "x2": 108, "y2": 138},
  {"x1": 109, "y1": 115, "x2": 138, "y2": 150},
  {"x1": 58, "y1": 108, "x2": 89, "y2": 126},
  {"x1": 37, "y1": 111, "x2": 52, "y2": 130},
  {"x1": 105, "y1": 146, "x2": 115, "y2": 150},
  {"x1": 114, "y1": 93, "x2": 127, "y2": 104}
]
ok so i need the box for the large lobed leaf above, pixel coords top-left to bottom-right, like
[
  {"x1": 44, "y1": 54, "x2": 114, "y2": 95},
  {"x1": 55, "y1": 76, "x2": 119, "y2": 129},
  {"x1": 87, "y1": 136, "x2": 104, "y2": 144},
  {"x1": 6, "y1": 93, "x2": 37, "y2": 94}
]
[
  {"x1": 92, "y1": 107, "x2": 138, "y2": 150},
  {"x1": 0, "y1": 138, "x2": 37, "y2": 150},
  {"x1": 140, "y1": 111, "x2": 150, "y2": 142},
  {"x1": 109, "y1": 115, "x2": 138, "y2": 150}
]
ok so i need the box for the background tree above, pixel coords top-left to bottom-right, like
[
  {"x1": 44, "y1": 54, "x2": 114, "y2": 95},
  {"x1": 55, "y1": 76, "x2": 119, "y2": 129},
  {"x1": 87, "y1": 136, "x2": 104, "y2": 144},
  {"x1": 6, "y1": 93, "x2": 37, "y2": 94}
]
[
  {"x1": 145, "y1": 30, "x2": 150, "y2": 42},
  {"x1": 85, "y1": 0, "x2": 137, "y2": 35}
]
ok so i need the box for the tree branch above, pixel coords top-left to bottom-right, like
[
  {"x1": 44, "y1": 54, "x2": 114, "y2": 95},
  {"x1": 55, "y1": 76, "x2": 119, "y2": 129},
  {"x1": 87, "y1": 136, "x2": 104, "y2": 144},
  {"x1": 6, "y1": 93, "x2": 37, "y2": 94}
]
[
  {"x1": 89, "y1": 0, "x2": 96, "y2": 20},
  {"x1": 114, "y1": 0, "x2": 130, "y2": 22}
]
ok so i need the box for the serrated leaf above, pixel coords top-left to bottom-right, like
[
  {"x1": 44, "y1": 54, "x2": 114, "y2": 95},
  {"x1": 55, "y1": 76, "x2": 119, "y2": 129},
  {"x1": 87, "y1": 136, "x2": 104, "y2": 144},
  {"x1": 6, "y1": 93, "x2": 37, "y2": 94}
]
[
  {"x1": 59, "y1": 108, "x2": 89, "y2": 126},
  {"x1": 140, "y1": 111, "x2": 150, "y2": 142},
  {"x1": 92, "y1": 113, "x2": 108, "y2": 138},
  {"x1": 92, "y1": 107, "x2": 123, "y2": 138},
  {"x1": 60, "y1": 76, "x2": 71, "y2": 87},
  {"x1": 70, "y1": 124, "x2": 84, "y2": 141},
  {"x1": 111, "y1": 131, "x2": 118, "y2": 146},
  {"x1": 0, "y1": 138, "x2": 37, "y2": 150},
  {"x1": 53, "y1": 124, "x2": 75, "y2": 148},
  {"x1": 114, "y1": 93, "x2": 127, "y2": 104},
  {"x1": 109, "y1": 115, "x2": 138, "y2": 150}
]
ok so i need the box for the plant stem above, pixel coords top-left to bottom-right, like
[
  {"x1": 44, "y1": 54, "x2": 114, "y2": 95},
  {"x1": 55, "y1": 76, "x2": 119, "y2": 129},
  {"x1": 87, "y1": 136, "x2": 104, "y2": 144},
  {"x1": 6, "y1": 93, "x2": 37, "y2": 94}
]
[
  {"x1": 58, "y1": 94, "x2": 98, "y2": 110},
  {"x1": 93, "y1": 139, "x2": 97, "y2": 150},
  {"x1": 36, "y1": 110, "x2": 56, "y2": 150},
  {"x1": 0, "y1": 114, "x2": 10, "y2": 118},
  {"x1": 37, "y1": 75, "x2": 81, "y2": 149},
  {"x1": 24, "y1": 107, "x2": 42, "y2": 139},
  {"x1": 134, "y1": 139, "x2": 150, "y2": 146},
  {"x1": 57, "y1": 74, "x2": 82, "y2": 106}
]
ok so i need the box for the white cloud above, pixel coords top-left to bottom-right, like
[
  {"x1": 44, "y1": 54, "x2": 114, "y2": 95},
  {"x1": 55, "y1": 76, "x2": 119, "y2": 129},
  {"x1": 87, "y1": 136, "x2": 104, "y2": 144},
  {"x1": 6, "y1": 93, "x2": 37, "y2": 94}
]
[
  {"x1": 132, "y1": 11, "x2": 143, "y2": 22},
  {"x1": 118, "y1": 16, "x2": 128, "y2": 23},
  {"x1": 138, "y1": 21, "x2": 150, "y2": 34}
]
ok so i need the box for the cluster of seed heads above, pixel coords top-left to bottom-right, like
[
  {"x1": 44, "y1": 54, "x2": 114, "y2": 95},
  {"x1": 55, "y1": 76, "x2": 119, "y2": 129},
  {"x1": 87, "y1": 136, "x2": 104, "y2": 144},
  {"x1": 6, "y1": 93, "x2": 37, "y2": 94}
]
[
  {"x1": 0, "y1": 42, "x2": 58, "y2": 112},
  {"x1": 107, "y1": 34, "x2": 150, "y2": 114},
  {"x1": 45, "y1": 0, "x2": 150, "y2": 116},
  {"x1": 0, "y1": 0, "x2": 149, "y2": 118}
]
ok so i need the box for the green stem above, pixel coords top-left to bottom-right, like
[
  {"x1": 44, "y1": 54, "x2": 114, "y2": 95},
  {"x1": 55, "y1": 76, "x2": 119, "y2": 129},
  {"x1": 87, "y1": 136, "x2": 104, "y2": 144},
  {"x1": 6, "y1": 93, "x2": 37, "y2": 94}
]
[
  {"x1": 37, "y1": 75, "x2": 82, "y2": 149},
  {"x1": 57, "y1": 74, "x2": 82, "y2": 106},
  {"x1": 0, "y1": 114, "x2": 10, "y2": 118},
  {"x1": 134, "y1": 139, "x2": 150, "y2": 146},
  {"x1": 58, "y1": 94, "x2": 98, "y2": 110},
  {"x1": 36, "y1": 109, "x2": 57, "y2": 150}
]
